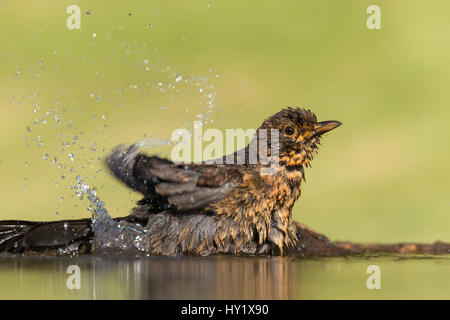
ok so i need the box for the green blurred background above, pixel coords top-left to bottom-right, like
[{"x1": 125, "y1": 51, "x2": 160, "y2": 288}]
[{"x1": 0, "y1": 0, "x2": 449, "y2": 244}]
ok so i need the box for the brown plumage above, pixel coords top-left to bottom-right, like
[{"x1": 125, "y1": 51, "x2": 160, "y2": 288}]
[{"x1": 0, "y1": 108, "x2": 341, "y2": 256}]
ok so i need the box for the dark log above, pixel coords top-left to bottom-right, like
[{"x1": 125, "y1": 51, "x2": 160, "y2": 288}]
[{"x1": 293, "y1": 222, "x2": 450, "y2": 256}]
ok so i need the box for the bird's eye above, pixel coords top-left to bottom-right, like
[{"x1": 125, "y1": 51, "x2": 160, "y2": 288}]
[{"x1": 284, "y1": 126, "x2": 296, "y2": 136}]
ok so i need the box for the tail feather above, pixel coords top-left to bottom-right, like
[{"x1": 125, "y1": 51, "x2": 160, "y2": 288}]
[
  {"x1": 0, "y1": 220, "x2": 37, "y2": 252},
  {"x1": 0, "y1": 219, "x2": 93, "y2": 254}
]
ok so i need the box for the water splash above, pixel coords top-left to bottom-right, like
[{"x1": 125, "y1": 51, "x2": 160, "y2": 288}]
[
  {"x1": 23, "y1": 62, "x2": 219, "y2": 251},
  {"x1": 74, "y1": 175, "x2": 112, "y2": 224},
  {"x1": 74, "y1": 175, "x2": 148, "y2": 254}
]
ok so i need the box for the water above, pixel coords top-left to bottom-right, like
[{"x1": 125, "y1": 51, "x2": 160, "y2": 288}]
[{"x1": 1, "y1": 255, "x2": 450, "y2": 299}]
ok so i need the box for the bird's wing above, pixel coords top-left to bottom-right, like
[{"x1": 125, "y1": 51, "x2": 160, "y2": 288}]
[{"x1": 106, "y1": 144, "x2": 242, "y2": 212}]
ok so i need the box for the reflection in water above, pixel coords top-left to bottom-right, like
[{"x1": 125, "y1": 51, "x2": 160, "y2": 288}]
[
  {"x1": 2, "y1": 255, "x2": 450, "y2": 299},
  {"x1": 0, "y1": 255, "x2": 294, "y2": 299},
  {"x1": 130, "y1": 256, "x2": 293, "y2": 299}
]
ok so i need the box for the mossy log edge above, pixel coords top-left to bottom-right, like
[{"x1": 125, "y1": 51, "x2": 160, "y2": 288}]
[{"x1": 293, "y1": 222, "x2": 450, "y2": 257}]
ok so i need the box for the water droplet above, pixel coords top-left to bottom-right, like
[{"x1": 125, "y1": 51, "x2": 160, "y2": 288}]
[
  {"x1": 60, "y1": 197, "x2": 64, "y2": 202},
  {"x1": 175, "y1": 74, "x2": 182, "y2": 82},
  {"x1": 69, "y1": 153, "x2": 74, "y2": 162},
  {"x1": 35, "y1": 135, "x2": 44, "y2": 146},
  {"x1": 43, "y1": 153, "x2": 49, "y2": 160},
  {"x1": 92, "y1": 33, "x2": 97, "y2": 38}
]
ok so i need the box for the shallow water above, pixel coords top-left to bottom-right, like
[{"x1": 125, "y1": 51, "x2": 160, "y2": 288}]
[{"x1": 1, "y1": 254, "x2": 449, "y2": 299}]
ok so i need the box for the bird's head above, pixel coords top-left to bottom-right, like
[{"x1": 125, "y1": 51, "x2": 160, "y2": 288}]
[{"x1": 258, "y1": 107, "x2": 342, "y2": 169}]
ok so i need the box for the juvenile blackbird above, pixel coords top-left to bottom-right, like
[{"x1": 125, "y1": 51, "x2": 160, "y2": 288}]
[{"x1": 0, "y1": 108, "x2": 341, "y2": 256}]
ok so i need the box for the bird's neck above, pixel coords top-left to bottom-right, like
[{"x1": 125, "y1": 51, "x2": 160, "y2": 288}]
[
  {"x1": 254, "y1": 164, "x2": 304, "y2": 253},
  {"x1": 273, "y1": 165, "x2": 305, "y2": 206}
]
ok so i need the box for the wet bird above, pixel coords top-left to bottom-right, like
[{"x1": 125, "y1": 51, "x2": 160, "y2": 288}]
[{"x1": 0, "y1": 108, "x2": 341, "y2": 256}]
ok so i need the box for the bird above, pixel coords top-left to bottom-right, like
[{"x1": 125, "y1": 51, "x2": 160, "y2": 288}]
[{"x1": 0, "y1": 108, "x2": 341, "y2": 256}]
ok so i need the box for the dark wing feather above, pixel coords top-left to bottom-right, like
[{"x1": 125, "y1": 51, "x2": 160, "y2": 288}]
[
  {"x1": 155, "y1": 182, "x2": 197, "y2": 195},
  {"x1": 164, "y1": 182, "x2": 234, "y2": 211},
  {"x1": 150, "y1": 166, "x2": 201, "y2": 182},
  {"x1": 106, "y1": 144, "x2": 241, "y2": 212}
]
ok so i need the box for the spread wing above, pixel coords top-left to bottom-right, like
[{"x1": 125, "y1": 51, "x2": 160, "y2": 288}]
[{"x1": 106, "y1": 144, "x2": 242, "y2": 212}]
